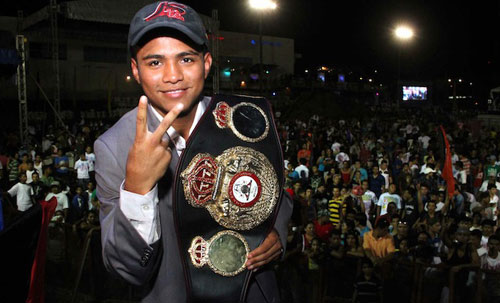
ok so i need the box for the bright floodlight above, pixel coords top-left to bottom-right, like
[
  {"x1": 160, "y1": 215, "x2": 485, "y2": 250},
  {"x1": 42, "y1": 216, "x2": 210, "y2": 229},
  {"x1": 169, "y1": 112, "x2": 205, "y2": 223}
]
[
  {"x1": 394, "y1": 25, "x2": 414, "y2": 40},
  {"x1": 249, "y1": 0, "x2": 277, "y2": 10}
]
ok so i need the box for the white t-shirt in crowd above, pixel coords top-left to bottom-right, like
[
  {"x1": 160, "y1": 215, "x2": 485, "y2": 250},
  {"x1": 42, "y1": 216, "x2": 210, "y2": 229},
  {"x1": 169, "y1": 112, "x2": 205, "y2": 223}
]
[
  {"x1": 377, "y1": 192, "x2": 402, "y2": 216},
  {"x1": 74, "y1": 159, "x2": 90, "y2": 180},
  {"x1": 481, "y1": 253, "x2": 500, "y2": 271},
  {"x1": 85, "y1": 152, "x2": 96, "y2": 172},
  {"x1": 8, "y1": 182, "x2": 34, "y2": 211},
  {"x1": 45, "y1": 192, "x2": 69, "y2": 211}
]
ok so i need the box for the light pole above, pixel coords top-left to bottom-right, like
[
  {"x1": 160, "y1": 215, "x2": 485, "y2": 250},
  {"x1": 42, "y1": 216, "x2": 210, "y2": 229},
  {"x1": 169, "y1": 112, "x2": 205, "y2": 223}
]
[
  {"x1": 393, "y1": 25, "x2": 414, "y2": 107},
  {"x1": 394, "y1": 25, "x2": 414, "y2": 83},
  {"x1": 249, "y1": 0, "x2": 277, "y2": 94}
]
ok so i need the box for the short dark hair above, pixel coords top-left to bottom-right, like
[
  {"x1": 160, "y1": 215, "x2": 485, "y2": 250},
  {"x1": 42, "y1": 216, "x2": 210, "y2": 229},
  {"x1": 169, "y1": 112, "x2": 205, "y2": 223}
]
[{"x1": 470, "y1": 229, "x2": 482, "y2": 239}]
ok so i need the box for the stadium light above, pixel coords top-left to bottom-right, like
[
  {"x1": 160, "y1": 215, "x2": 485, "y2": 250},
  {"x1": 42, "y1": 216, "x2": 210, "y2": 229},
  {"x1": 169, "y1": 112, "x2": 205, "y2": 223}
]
[{"x1": 394, "y1": 25, "x2": 414, "y2": 40}]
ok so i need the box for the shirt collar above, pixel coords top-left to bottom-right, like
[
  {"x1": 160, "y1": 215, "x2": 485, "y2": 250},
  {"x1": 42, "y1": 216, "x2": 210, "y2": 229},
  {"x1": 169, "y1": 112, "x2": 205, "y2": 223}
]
[{"x1": 148, "y1": 98, "x2": 209, "y2": 154}]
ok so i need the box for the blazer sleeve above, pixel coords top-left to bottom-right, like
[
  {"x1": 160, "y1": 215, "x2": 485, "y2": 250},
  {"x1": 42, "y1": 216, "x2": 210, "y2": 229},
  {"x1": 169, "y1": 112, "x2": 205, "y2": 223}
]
[
  {"x1": 273, "y1": 190, "x2": 293, "y2": 251},
  {"x1": 94, "y1": 138, "x2": 162, "y2": 286}
]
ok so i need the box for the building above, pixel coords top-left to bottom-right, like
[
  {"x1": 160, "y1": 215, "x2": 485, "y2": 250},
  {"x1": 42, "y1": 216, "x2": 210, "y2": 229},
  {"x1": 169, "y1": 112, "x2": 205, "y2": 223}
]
[{"x1": 0, "y1": 0, "x2": 295, "y2": 124}]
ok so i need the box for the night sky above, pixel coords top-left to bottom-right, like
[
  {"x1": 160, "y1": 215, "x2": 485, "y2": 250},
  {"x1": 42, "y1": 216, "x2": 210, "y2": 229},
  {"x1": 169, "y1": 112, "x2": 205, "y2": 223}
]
[
  {"x1": 189, "y1": 0, "x2": 499, "y2": 83},
  {"x1": 3, "y1": 0, "x2": 499, "y2": 84}
]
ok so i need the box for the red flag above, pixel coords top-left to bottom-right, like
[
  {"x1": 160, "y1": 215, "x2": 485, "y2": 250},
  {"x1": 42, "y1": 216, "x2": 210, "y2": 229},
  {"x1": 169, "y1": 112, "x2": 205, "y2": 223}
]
[
  {"x1": 440, "y1": 126, "x2": 455, "y2": 198},
  {"x1": 26, "y1": 197, "x2": 57, "y2": 303}
]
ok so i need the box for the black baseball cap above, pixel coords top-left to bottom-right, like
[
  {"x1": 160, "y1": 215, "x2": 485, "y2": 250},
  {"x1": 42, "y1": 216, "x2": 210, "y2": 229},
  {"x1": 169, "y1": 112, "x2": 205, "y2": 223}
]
[{"x1": 128, "y1": 1, "x2": 208, "y2": 51}]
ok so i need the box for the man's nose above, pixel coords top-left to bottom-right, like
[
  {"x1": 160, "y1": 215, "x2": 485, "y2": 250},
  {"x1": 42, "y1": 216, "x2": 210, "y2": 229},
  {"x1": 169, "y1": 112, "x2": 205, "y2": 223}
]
[{"x1": 162, "y1": 61, "x2": 183, "y2": 83}]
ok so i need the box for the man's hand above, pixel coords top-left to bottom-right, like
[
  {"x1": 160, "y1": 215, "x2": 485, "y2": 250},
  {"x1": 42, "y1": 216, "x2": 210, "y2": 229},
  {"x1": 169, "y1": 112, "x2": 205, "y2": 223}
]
[
  {"x1": 124, "y1": 96, "x2": 183, "y2": 195},
  {"x1": 246, "y1": 229, "x2": 282, "y2": 271}
]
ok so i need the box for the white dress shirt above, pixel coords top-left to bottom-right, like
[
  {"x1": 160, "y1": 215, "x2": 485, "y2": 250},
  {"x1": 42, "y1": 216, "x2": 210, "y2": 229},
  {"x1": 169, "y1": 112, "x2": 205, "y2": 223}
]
[{"x1": 119, "y1": 99, "x2": 209, "y2": 244}]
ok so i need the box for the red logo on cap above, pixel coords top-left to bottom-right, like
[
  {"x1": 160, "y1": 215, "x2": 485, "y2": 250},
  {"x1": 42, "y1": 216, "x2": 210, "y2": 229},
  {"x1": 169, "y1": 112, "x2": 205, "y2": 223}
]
[{"x1": 144, "y1": 2, "x2": 187, "y2": 22}]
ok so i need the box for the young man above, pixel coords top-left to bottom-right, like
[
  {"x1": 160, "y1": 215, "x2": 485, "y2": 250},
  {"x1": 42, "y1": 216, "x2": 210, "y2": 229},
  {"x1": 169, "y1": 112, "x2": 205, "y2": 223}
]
[
  {"x1": 6, "y1": 172, "x2": 34, "y2": 211},
  {"x1": 362, "y1": 216, "x2": 395, "y2": 265},
  {"x1": 352, "y1": 258, "x2": 383, "y2": 303},
  {"x1": 45, "y1": 182, "x2": 69, "y2": 219},
  {"x1": 481, "y1": 235, "x2": 500, "y2": 303},
  {"x1": 94, "y1": 2, "x2": 292, "y2": 302},
  {"x1": 74, "y1": 153, "x2": 90, "y2": 189},
  {"x1": 376, "y1": 183, "x2": 402, "y2": 217}
]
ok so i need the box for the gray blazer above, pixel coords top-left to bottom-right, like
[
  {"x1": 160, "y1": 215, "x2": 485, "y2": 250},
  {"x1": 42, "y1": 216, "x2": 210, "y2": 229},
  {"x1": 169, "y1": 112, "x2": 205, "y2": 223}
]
[{"x1": 95, "y1": 97, "x2": 293, "y2": 302}]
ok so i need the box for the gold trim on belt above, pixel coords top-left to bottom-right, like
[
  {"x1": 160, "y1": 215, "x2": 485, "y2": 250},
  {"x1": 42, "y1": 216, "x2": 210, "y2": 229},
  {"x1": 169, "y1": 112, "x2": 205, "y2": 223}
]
[
  {"x1": 188, "y1": 230, "x2": 250, "y2": 277},
  {"x1": 180, "y1": 146, "x2": 279, "y2": 230}
]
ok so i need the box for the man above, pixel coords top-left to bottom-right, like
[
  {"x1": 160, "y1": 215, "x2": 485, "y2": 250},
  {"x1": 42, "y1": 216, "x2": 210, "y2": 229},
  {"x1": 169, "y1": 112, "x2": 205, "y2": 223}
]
[
  {"x1": 368, "y1": 165, "x2": 385, "y2": 198},
  {"x1": 85, "y1": 145, "x2": 96, "y2": 182},
  {"x1": 94, "y1": 2, "x2": 292, "y2": 302},
  {"x1": 45, "y1": 182, "x2": 69, "y2": 219},
  {"x1": 379, "y1": 160, "x2": 390, "y2": 190},
  {"x1": 363, "y1": 216, "x2": 395, "y2": 265},
  {"x1": 74, "y1": 153, "x2": 90, "y2": 188},
  {"x1": 360, "y1": 179, "x2": 377, "y2": 220},
  {"x1": 6, "y1": 172, "x2": 34, "y2": 211},
  {"x1": 376, "y1": 183, "x2": 402, "y2": 217},
  {"x1": 30, "y1": 171, "x2": 46, "y2": 202},
  {"x1": 481, "y1": 235, "x2": 500, "y2": 303},
  {"x1": 294, "y1": 157, "x2": 309, "y2": 180},
  {"x1": 328, "y1": 186, "x2": 344, "y2": 229}
]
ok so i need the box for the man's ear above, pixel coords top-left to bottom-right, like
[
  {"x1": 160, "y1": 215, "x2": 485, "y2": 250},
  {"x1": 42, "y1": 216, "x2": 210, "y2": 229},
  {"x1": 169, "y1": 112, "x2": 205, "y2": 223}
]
[
  {"x1": 203, "y1": 52, "x2": 213, "y2": 80},
  {"x1": 131, "y1": 58, "x2": 141, "y2": 84}
]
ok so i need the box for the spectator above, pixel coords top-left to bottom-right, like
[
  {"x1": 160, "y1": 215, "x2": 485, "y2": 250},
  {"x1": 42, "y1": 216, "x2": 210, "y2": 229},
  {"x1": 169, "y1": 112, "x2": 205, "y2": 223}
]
[
  {"x1": 74, "y1": 153, "x2": 90, "y2": 188},
  {"x1": 45, "y1": 182, "x2": 69, "y2": 219},
  {"x1": 363, "y1": 216, "x2": 395, "y2": 265},
  {"x1": 5, "y1": 172, "x2": 34, "y2": 211},
  {"x1": 352, "y1": 258, "x2": 383, "y2": 303},
  {"x1": 376, "y1": 183, "x2": 402, "y2": 217},
  {"x1": 368, "y1": 165, "x2": 385, "y2": 198},
  {"x1": 481, "y1": 235, "x2": 500, "y2": 303}
]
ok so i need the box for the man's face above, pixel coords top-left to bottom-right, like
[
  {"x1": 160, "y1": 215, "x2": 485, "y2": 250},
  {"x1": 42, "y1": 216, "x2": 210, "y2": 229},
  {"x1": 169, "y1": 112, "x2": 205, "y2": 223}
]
[
  {"x1": 333, "y1": 188, "x2": 340, "y2": 198},
  {"x1": 398, "y1": 222, "x2": 409, "y2": 236},
  {"x1": 427, "y1": 202, "x2": 436, "y2": 212},
  {"x1": 483, "y1": 225, "x2": 494, "y2": 237},
  {"x1": 372, "y1": 166, "x2": 379, "y2": 175},
  {"x1": 420, "y1": 186, "x2": 429, "y2": 196},
  {"x1": 389, "y1": 184, "x2": 396, "y2": 194},
  {"x1": 131, "y1": 36, "x2": 212, "y2": 117},
  {"x1": 488, "y1": 239, "x2": 500, "y2": 255}
]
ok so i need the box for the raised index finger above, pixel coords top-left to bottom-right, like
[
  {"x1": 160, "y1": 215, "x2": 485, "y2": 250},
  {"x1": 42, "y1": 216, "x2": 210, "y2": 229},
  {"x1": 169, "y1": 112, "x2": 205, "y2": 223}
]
[
  {"x1": 135, "y1": 96, "x2": 149, "y2": 142},
  {"x1": 152, "y1": 103, "x2": 184, "y2": 142}
]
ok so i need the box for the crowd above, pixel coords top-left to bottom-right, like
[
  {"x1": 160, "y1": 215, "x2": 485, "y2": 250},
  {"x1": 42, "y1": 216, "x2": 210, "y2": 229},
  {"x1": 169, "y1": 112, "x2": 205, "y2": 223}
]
[
  {"x1": 1, "y1": 101, "x2": 500, "y2": 302},
  {"x1": 275, "y1": 104, "x2": 500, "y2": 303}
]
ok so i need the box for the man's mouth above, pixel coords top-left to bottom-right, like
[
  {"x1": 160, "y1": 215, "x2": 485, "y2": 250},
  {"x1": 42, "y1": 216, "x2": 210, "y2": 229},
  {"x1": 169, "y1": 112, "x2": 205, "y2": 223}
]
[{"x1": 161, "y1": 88, "x2": 187, "y2": 97}]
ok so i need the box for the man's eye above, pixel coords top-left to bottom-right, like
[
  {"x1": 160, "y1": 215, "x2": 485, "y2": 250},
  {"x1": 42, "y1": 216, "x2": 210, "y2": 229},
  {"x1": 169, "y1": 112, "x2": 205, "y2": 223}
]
[
  {"x1": 182, "y1": 57, "x2": 194, "y2": 63},
  {"x1": 148, "y1": 60, "x2": 160, "y2": 66}
]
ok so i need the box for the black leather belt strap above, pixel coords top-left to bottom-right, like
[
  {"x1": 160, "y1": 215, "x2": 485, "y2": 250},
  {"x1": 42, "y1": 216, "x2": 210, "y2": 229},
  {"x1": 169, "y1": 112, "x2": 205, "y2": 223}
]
[{"x1": 173, "y1": 94, "x2": 284, "y2": 303}]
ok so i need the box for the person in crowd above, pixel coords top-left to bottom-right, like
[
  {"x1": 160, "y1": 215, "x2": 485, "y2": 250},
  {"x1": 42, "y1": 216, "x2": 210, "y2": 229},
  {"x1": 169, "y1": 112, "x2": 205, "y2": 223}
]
[
  {"x1": 329, "y1": 186, "x2": 345, "y2": 229},
  {"x1": 480, "y1": 235, "x2": 500, "y2": 303},
  {"x1": 376, "y1": 183, "x2": 402, "y2": 217},
  {"x1": 40, "y1": 165, "x2": 55, "y2": 188},
  {"x1": 45, "y1": 182, "x2": 69, "y2": 220},
  {"x1": 74, "y1": 153, "x2": 90, "y2": 189},
  {"x1": 7, "y1": 152, "x2": 19, "y2": 186},
  {"x1": 84, "y1": 145, "x2": 96, "y2": 182},
  {"x1": 363, "y1": 216, "x2": 395, "y2": 266},
  {"x1": 30, "y1": 171, "x2": 46, "y2": 202},
  {"x1": 352, "y1": 258, "x2": 383, "y2": 303},
  {"x1": 5, "y1": 172, "x2": 34, "y2": 211},
  {"x1": 68, "y1": 185, "x2": 88, "y2": 224},
  {"x1": 368, "y1": 165, "x2": 385, "y2": 198},
  {"x1": 53, "y1": 149, "x2": 69, "y2": 180}
]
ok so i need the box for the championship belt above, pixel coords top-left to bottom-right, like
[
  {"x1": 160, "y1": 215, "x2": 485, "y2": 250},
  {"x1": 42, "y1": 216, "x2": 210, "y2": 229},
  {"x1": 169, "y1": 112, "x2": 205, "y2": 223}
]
[{"x1": 173, "y1": 95, "x2": 284, "y2": 302}]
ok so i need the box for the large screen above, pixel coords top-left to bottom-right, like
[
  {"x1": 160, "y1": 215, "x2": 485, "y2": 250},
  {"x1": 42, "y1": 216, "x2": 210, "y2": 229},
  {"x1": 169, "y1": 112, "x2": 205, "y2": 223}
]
[{"x1": 402, "y1": 86, "x2": 428, "y2": 101}]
